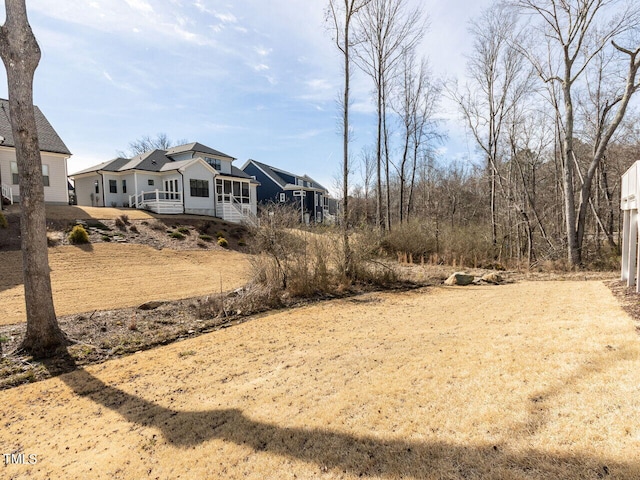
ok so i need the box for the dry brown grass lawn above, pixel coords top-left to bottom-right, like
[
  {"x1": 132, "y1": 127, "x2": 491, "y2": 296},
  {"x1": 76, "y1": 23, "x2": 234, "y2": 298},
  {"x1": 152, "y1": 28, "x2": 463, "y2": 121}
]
[
  {"x1": 1, "y1": 280, "x2": 639, "y2": 479},
  {"x1": 44, "y1": 205, "x2": 159, "y2": 221},
  {"x1": 0, "y1": 243, "x2": 251, "y2": 325}
]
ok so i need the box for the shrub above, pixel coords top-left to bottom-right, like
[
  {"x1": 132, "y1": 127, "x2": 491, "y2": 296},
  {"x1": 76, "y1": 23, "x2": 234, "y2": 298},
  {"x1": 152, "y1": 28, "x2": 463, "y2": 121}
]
[
  {"x1": 199, "y1": 234, "x2": 213, "y2": 242},
  {"x1": 47, "y1": 232, "x2": 62, "y2": 247},
  {"x1": 217, "y1": 237, "x2": 229, "y2": 248},
  {"x1": 119, "y1": 214, "x2": 130, "y2": 225},
  {"x1": 169, "y1": 231, "x2": 185, "y2": 240},
  {"x1": 114, "y1": 217, "x2": 126, "y2": 230},
  {"x1": 149, "y1": 220, "x2": 166, "y2": 231},
  {"x1": 68, "y1": 225, "x2": 90, "y2": 244},
  {"x1": 216, "y1": 230, "x2": 226, "y2": 239},
  {"x1": 101, "y1": 235, "x2": 112, "y2": 242},
  {"x1": 0, "y1": 211, "x2": 7, "y2": 229},
  {"x1": 129, "y1": 224, "x2": 138, "y2": 233},
  {"x1": 380, "y1": 220, "x2": 435, "y2": 263},
  {"x1": 177, "y1": 226, "x2": 190, "y2": 235},
  {"x1": 238, "y1": 238, "x2": 247, "y2": 247}
]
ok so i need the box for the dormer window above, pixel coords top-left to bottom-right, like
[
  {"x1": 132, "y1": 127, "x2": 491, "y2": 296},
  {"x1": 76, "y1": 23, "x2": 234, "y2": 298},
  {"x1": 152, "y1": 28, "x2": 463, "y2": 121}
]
[{"x1": 205, "y1": 157, "x2": 221, "y2": 170}]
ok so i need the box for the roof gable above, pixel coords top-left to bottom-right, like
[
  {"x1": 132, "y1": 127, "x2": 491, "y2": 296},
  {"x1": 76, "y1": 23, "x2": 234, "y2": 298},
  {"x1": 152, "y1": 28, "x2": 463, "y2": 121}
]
[
  {"x1": 165, "y1": 142, "x2": 235, "y2": 160},
  {"x1": 243, "y1": 159, "x2": 327, "y2": 192},
  {"x1": 0, "y1": 98, "x2": 71, "y2": 155}
]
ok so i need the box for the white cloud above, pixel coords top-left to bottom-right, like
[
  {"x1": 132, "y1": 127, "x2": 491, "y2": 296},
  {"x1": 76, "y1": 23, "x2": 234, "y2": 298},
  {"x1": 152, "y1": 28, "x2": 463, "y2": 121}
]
[
  {"x1": 254, "y1": 46, "x2": 272, "y2": 57},
  {"x1": 30, "y1": 0, "x2": 216, "y2": 48},
  {"x1": 124, "y1": 0, "x2": 153, "y2": 14},
  {"x1": 215, "y1": 12, "x2": 238, "y2": 24},
  {"x1": 281, "y1": 129, "x2": 324, "y2": 141},
  {"x1": 253, "y1": 63, "x2": 270, "y2": 72}
]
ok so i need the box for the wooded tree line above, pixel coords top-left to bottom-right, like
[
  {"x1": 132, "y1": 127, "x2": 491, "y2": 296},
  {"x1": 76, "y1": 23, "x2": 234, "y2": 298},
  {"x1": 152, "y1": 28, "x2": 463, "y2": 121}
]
[{"x1": 328, "y1": 0, "x2": 640, "y2": 269}]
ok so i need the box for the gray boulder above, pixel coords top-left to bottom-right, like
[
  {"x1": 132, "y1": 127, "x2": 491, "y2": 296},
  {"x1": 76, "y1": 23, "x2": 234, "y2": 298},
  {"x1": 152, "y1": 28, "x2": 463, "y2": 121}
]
[
  {"x1": 481, "y1": 272, "x2": 503, "y2": 284},
  {"x1": 444, "y1": 272, "x2": 475, "y2": 286}
]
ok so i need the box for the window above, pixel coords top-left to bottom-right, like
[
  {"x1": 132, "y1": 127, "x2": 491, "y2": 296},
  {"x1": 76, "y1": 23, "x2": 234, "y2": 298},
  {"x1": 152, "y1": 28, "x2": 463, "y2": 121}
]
[
  {"x1": 279, "y1": 192, "x2": 286, "y2": 202},
  {"x1": 94, "y1": 181, "x2": 100, "y2": 194},
  {"x1": 10, "y1": 162, "x2": 18, "y2": 184},
  {"x1": 122, "y1": 179, "x2": 127, "y2": 193},
  {"x1": 205, "y1": 157, "x2": 221, "y2": 170},
  {"x1": 42, "y1": 164, "x2": 50, "y2": 187},
  {"x1": 148, "y1": 179, "x2": 155, "y2": 186},
  {"x1": 9, "y1": 162, "x2": 50, "y2": 185},
  {"x1": 216, "y1": 178, "x2": 251, "y2": 204},
  {"x1": 190, "y1": 179, "x2": 209, "y2": 197},
  {"x1": 109, "y1": 179, "x2": 117, "y2": 193}
]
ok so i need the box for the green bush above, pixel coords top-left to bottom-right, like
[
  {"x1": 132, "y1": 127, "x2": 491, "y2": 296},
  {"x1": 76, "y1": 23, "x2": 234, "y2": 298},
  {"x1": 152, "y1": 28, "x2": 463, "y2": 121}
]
[
  {"x1": 177, "y1": 226, "x2": 190, "y2": 235},
  {"x1": 0, "y1": 211, "x2": 7, "y2": 229},
  {"x1": 216, "y1": 230, "x2": 226, "y2": 239},
  {"x1": 169, "y1": 231, "x2": 185, "y2": 240},
  {"x1": 199, "y1": 234, "x2": 213, "y2": 242},
  {"x1": 68, "y1": 225, "x2": 90, "y2": 244},
  {"x1": 217, "y1": 237, "x2": 229, "y2": 248},
  {"x1": 101, "y1": 235, "x2": 112, "y2": 242}
]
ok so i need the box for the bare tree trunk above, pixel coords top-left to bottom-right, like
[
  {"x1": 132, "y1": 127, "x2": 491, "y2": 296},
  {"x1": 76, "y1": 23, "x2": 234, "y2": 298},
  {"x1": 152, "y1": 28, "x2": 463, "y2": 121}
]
[{"x1": 0, "y1": 0, "x2": 67, "y2": 357}]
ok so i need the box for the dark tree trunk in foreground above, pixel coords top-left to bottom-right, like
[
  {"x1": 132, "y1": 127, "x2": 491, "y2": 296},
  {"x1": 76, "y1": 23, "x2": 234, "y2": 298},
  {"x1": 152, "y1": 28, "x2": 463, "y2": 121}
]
[{"x1": 0, "y1": 0, "x2": 67, "y2": 357}]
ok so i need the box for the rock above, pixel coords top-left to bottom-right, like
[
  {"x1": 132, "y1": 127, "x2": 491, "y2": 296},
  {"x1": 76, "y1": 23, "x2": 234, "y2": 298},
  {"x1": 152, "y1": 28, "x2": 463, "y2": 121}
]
[
  {"x1": 444, "y1": 272, "x2": 474, "y2": 286},
  {"x1": 481, "y1": 272, "x2": 503, "y2": 284},
  {"x1": 227, "y1": 287, "x2": 245, "y2": 298},
  {"x1": 138, "y1": 300, "x2": 167, "y2": 310}
]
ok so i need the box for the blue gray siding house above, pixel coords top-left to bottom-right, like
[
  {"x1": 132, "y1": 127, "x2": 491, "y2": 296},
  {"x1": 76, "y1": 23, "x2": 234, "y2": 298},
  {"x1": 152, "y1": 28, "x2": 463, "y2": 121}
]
[{"x1": 240, "y1": 159, "x2": 332, "y2": 224}]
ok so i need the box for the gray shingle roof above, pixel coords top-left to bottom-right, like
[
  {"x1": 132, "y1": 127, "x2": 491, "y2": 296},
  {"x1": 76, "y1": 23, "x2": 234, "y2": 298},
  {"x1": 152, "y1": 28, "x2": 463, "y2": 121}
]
[
  {"x1": 0, "y1": 98, "x2": 71, "y2": 155},
  {"x1": 247, "y1": 159, "x2": 287, "y2": 188},
  {"x1": 69, "y1": 143, "x2": 249, "y2": 179},
  {"x1": 165, "y1": 142, "x2": 234, "y2": 159},
  {"x1": 246, "y1": 159, "x2": 326, "y2": 191}
]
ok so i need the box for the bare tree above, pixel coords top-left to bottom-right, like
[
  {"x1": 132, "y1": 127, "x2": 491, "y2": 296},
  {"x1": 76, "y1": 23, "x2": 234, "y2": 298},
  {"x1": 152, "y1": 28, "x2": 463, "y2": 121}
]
[
  {"x1": 359, "y1": 145, "x2": 376, "y2": 223},
  {"x1": 392, "y1": 49, "x2": 441, "y2": 223},
  {"x1": 125, "y1": 133, "x2": 187, "y2": 157},
  {"x1": 451, "y1": 4, "x2": 533, "y2": 252},
  {"x1": 0, "y1": 0, "x2": 68, "y2": 356},
  {"x1": 327, "y1": 0, "x2": 371, "y2": 277},
  {"x1": 354, "y1": 0, "x2": 425, "y2": 231},
  {"x1": 511, "y1": 0, "x2": 640, "y2": 267}
]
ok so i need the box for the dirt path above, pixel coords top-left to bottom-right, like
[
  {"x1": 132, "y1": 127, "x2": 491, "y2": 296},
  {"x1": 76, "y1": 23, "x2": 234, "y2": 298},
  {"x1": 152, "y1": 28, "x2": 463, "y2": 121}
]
[
  {"x1": 1, "y1": 280, "x2": 639, "y2": 479},
  {"x1": 0, "y1": 244, "x2": 251, "y2": 325}
]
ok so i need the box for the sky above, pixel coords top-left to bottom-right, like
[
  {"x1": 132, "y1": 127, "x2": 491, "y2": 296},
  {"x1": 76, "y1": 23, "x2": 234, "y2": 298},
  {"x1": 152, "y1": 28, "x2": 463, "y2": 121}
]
[{"x1": 0, "y1": 0, "x2": 493, "y2": 193}]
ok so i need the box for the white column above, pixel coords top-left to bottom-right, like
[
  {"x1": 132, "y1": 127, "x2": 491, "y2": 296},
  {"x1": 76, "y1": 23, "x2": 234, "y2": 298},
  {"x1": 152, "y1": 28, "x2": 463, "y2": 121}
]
[
  {"x1": 622, "y1": 209, "x2": 630, "y2": 281},
  {"x1": 628, "y1": 210, "x2": 638, "y2": 288},
  {"x1": 636, "y1": 215, "x2": 640, "y2": 293}
]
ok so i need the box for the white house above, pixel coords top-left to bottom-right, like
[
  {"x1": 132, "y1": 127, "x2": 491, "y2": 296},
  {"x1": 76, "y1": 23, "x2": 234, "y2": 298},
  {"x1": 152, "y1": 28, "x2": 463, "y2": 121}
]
[
  {"x1": 69, "y1": 142, "x2": 259, "y2": 224},
  {"x1": 621, "y1": 160, "x2": 640, "y2": 290},
  {"x1": 0, "y1": 98, "x2": 71, "y2": 205}
]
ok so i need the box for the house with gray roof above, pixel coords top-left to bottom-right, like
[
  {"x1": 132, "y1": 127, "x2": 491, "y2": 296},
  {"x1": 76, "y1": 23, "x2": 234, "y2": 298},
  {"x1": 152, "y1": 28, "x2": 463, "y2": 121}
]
[
  {"x1": 69, "y1": 143, "x2": 259, "y2": 224},
  {"x1": 240, "y1": 159, "x2": 332, "y2": 224},
  {"x1": 0, "y1": 99, "x2": 71, "y2": 205}
]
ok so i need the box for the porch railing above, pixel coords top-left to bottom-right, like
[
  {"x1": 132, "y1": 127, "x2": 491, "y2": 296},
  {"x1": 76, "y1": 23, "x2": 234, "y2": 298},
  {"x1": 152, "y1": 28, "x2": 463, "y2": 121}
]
[
  {"x1": 129, "y1": 190, "x2": 183, "y2": 214},
  {"x1": 1, "y1": 183, "x2": 13, "y2": 205},
  {"x1": 217, "y1": 193, "x2": 259, "y2": 226}
]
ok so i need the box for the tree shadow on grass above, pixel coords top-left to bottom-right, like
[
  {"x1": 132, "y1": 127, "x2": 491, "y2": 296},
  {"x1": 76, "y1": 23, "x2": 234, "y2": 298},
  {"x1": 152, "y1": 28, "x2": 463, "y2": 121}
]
[{"x1": 43, "y1": 351, "x2": 639, "y2": 479}]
